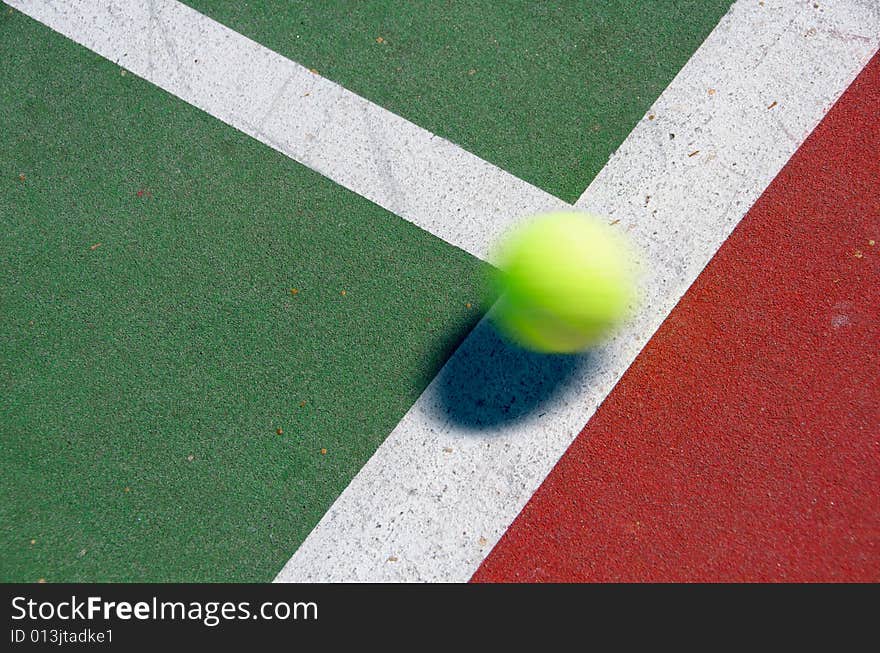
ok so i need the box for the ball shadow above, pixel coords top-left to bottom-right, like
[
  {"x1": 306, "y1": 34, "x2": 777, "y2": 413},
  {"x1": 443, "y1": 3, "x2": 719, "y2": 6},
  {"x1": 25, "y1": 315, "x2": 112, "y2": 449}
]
[{"x1": 430, "y1": 317, "x2": 592, "y2": 432}]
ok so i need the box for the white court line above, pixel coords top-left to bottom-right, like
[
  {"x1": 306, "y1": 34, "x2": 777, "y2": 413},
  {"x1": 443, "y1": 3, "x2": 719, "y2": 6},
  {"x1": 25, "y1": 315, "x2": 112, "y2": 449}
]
[
  {"x1": 274, "y1": 0, "x2": 879, "y2": 581},
  {"x1": 10, "y1": 0, "x2": 878, "y2": 582},
  {"x1": 8, "y1": 0, "x2": 567, "y2": 262}
]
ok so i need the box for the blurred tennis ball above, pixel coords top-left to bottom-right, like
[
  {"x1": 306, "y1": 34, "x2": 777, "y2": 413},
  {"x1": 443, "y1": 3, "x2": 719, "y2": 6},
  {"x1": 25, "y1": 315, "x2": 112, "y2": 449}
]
[{"x1": 490, "y1": 211, "x2": 638, "y2": 353}]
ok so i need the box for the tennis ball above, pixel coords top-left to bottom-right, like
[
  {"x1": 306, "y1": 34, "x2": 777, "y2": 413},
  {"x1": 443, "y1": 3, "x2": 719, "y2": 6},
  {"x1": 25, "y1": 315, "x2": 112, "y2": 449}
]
[{"x1": 490, "y1": 211, "x2": 637, "y2": 353}]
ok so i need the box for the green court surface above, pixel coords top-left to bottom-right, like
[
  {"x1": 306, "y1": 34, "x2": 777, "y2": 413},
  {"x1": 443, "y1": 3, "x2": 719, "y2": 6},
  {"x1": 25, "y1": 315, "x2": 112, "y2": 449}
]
[
  {"x1": 1, "y1": 11, "x2": 490, "y2": 582},
  {"x1": 2, "y1": 0, "x2": 740, "y2": 582},
  {"x1": 185, "y1": 0, "x2": 733, "y2": 203}
]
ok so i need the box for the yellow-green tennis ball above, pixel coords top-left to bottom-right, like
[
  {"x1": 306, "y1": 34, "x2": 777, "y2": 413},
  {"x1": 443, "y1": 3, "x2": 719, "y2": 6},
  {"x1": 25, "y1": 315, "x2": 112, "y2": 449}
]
[{"x1": 491, "y1": 211, "x2": 637, "y2": 353}]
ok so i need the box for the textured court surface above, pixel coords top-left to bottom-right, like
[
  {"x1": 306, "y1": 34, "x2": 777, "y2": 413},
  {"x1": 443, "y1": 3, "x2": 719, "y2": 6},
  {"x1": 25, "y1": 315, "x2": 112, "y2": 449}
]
[
  {"x1": 2, "y1": 0, "x2": 878, "y2": 583},
  {"x1": 1, "y1": 9, "x2": 488, "y2": 581},
  {"x1": 184, "y1": 0, "x2": 733, "y2": 203},
  {"x1": 475, "y1": 53, "x2": 880, "y2": 581}
]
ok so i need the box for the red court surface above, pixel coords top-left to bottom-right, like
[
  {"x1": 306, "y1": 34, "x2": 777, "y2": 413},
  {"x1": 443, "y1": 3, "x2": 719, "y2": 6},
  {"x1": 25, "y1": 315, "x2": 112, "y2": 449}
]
[{"x1": 474, "y1": 53, "x2": 880, "y2": 582}]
